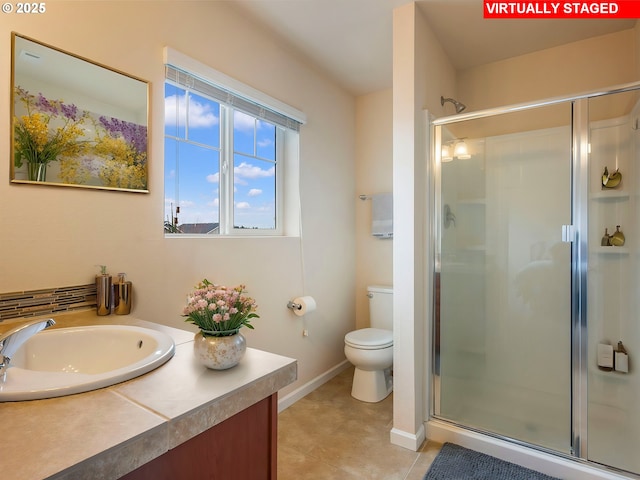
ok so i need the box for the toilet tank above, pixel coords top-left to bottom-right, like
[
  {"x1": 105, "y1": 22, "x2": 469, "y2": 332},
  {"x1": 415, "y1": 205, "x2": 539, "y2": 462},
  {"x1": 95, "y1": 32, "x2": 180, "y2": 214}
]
[{"x1": 368, "y1": 285, "x2": 393, "y2": 330}]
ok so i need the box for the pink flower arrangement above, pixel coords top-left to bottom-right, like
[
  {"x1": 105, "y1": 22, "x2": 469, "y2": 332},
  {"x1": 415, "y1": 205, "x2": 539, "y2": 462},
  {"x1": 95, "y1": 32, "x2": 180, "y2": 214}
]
[{"x1": 183, "y1": 279, "x2": 258, "y2": 336}]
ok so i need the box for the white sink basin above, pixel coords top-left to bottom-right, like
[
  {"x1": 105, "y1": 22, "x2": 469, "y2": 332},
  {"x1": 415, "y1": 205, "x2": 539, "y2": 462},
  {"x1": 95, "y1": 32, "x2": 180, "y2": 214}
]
[{"x1": 0, "y1": 325, "x2": 175, "y2": 401}]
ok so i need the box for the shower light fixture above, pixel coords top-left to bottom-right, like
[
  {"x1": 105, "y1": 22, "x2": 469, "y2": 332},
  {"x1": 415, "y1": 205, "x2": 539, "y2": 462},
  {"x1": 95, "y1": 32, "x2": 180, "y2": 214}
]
[
  {"x1": 441, "y1": 139, "x2": 471, "y2": 161},
  {"x1": 454, "y1": 140, "x2": 471, "y2": 160},
  {"x1": 441, "y1": 96, "x2": 467, "y2": 114}
]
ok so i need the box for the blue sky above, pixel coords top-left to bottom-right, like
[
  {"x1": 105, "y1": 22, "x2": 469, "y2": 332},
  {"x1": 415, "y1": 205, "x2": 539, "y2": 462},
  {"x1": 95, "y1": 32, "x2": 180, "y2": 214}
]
[{"x1": 164, "y1": 84, "x2": 276, "y2": 230}]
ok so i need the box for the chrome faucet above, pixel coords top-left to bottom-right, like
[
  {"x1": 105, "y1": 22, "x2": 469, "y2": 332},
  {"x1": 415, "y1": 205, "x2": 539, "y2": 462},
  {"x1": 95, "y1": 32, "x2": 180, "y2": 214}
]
[{"x1": 0, "y1": 318, "x2": 55, "y2": 380}]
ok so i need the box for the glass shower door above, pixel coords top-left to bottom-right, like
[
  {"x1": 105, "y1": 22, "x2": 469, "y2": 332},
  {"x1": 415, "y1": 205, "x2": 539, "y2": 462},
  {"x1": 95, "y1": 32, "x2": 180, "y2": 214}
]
[{"x1": 434, "y1": 103, "x2": 573, "y2": 453}]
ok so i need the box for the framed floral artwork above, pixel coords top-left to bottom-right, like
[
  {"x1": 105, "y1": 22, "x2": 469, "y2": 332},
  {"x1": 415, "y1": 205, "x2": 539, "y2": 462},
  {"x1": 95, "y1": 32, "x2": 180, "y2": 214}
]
[{"x1": 10, "y1": 33, "x2": 149, "y2": 193}]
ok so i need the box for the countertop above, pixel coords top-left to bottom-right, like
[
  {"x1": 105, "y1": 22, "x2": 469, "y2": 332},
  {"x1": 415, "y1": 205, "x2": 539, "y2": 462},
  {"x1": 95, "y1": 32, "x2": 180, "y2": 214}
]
[{"x1": 0, "y1": 310, "x2": 297, "y2": 480}]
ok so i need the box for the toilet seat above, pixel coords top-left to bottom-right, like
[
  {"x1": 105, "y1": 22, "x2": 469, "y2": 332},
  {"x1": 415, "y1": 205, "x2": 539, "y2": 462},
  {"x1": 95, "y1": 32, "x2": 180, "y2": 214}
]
[{"x1": 345, "y1": 328, "x2": 393, "y2": 350}]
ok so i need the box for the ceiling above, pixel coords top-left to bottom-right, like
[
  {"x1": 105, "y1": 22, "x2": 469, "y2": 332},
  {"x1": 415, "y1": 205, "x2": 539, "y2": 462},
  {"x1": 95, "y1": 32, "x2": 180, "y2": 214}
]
[{"x1": 230, "y1": 0, "x2": 637, "y2": 96}]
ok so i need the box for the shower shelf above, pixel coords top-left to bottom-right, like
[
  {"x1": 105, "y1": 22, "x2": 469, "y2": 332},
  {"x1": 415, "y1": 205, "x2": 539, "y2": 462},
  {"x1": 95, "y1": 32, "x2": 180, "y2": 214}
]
[
  {"x1": 591, "y1": 190, "x2": 629, "y2": 200},
  {"x1": 594, "y1": 246, "x2": 629, "y2": 254},
  {"x1": 589, "y1": 367, "x2": 630, "y2": 381}
]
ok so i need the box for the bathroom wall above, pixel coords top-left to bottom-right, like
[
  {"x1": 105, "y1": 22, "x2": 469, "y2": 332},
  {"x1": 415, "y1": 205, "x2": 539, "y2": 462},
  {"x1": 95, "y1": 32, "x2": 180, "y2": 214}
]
[
  {"x1": 354, "y1": 89, "x2": 393, "y2": 329},
  {"x1": 458, "y1": 29, "x2": 638, "y2": 112},
  {"x1": 0, "y1": 1, "x2": 356, "y2": 397}
]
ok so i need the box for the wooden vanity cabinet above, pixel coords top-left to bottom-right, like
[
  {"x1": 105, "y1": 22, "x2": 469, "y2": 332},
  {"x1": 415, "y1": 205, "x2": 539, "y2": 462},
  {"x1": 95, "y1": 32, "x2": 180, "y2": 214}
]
[{"x1": 119, "y1": 393, "x2": 278, "y2": 480}]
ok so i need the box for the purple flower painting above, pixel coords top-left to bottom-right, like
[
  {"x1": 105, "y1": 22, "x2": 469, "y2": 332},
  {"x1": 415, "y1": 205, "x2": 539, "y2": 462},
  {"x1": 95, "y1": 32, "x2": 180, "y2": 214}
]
[{"x1": 13, "y1": 86, "x2": 148, "y2": 191}]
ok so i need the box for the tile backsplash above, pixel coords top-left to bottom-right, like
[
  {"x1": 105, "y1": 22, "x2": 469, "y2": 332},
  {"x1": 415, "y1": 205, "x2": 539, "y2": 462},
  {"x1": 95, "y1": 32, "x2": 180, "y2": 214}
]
[{"x1": 0, "y1": 284, "x2": 96, "y2": 322}]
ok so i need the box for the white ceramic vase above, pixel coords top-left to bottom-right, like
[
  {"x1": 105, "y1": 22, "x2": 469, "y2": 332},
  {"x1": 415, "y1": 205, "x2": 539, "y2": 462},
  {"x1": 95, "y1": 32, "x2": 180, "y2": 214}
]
[{"x1": 193, "y1": 330, "x2": 246, "y2": 370}]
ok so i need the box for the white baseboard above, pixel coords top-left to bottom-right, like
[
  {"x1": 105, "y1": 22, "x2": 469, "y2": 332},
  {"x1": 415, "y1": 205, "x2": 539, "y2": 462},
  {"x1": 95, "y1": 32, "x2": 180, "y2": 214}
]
[
  {"x1": 277, "y1": 359, "x2": 351, "y2": 412},
  {"x1": 390, "y1": 424, "x2": 426, "y2": 452}
]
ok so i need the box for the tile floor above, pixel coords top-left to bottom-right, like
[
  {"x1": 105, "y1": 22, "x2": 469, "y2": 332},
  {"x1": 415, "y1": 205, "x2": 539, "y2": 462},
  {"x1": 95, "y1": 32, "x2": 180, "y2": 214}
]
[{"x1": 277, "y1": 366, "x2": 443, "y2": 479}]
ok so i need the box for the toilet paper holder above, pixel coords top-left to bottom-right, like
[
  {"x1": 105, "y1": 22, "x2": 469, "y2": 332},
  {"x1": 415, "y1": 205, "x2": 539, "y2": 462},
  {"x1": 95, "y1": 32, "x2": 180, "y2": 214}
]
[
  {"x1": 287, "y1": 300, "x2": 302, "y2": 311},
  {"x1": 287, "y1": 296, "x2": 317, "y2": 316}
]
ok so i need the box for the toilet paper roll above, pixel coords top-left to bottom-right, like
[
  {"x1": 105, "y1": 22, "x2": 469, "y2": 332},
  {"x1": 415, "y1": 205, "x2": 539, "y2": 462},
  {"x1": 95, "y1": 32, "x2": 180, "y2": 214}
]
[{"x1": 293, "y1": 296, "x2": 316, "y2": 316}]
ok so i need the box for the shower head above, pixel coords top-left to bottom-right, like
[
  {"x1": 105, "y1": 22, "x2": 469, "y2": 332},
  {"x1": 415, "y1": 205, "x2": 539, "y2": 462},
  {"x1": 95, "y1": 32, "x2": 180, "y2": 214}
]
[{"x1": 441, "y1": 96, "x2": 466, "y2": 113}]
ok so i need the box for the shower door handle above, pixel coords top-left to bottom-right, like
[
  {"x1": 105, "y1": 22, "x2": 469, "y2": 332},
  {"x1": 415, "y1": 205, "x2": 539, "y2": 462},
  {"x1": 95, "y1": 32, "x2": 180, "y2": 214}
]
[{"x1": 562, "y1": 224, "x2": 575, "y2": 243}]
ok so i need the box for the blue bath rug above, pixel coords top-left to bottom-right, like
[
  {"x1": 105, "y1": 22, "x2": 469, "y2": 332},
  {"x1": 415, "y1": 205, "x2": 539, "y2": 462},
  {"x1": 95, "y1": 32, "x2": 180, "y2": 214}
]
[{"x1": 424, "y1": 443, "x2": 561, "y2": 480}]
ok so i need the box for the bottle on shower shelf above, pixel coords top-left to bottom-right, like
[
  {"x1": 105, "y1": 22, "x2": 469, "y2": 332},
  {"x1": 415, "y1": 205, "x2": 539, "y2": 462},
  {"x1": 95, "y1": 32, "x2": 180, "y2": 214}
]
[
  {"x1": 615, "y1": 341, "x2": 629, "y2": 373},
  {"x1": 610, "y1": 225, "x2": 625, "y2": 247},
  {"x1": 602, "y1": 166, "x2": 622, "y2": 189}
]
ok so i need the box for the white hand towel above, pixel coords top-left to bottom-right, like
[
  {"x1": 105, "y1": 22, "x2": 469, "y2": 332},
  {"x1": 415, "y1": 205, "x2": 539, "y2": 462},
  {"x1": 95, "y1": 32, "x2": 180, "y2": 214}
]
[{"x1": 372, "y1": 193, "x2": 393, "y2": 238}]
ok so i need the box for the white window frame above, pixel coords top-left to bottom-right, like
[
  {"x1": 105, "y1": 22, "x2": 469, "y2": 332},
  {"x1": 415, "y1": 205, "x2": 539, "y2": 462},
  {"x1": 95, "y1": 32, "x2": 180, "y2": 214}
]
[{"x1": 163, "y1": 47, "x2": 305, "y2": 237}]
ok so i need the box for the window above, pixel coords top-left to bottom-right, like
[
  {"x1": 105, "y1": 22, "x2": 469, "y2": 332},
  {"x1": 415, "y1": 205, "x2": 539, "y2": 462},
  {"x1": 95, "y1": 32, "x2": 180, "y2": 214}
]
[{"x1": 163, "y1": 51, "x2": 304, "y2": 236}]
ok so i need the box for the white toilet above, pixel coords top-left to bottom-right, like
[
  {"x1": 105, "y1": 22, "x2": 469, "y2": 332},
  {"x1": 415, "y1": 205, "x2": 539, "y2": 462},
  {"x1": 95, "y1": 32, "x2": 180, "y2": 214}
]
[{"x1": 344, "y1": 285, "x2": 393, "y2": 403}]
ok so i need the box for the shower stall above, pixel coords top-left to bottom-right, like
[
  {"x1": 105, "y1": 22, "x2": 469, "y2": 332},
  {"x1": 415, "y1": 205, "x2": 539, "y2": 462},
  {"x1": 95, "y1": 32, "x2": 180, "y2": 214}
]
[{"x1": 431, "y1": 82, "x2": 640, "y2": 477}]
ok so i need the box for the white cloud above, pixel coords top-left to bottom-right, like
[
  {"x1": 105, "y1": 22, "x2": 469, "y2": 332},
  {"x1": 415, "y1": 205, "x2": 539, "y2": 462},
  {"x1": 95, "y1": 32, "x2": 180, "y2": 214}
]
[
  {"x1": 236, "y1": 201, "x2": 251, "y2": 209},
  {"x1": 257, "y1": 138, "x2": 273, "y2": 148},
  {"x1": 165, "y1": 93, "x2": 218, "y2": 128},
  {"x1": 248, "y1": 189, "x2": 262, "y2": 197},
  {"x1": 235, "y1": 162, "x2": 274, "y2": 179},
  {"x1": 207, "y1": 172, "x2": 220, "y2": 183}
]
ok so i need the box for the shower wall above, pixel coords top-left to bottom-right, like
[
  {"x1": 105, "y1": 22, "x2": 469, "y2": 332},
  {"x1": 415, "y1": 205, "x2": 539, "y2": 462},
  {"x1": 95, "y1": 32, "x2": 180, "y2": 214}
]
[{"x1": 586, "y1": 95, "x2": 640, "y2": 473}]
